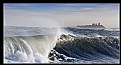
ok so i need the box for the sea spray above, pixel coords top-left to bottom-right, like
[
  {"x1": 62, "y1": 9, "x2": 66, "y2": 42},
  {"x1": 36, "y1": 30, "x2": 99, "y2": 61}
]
[
  {"x1": 4, "y1": 26, "x2": 65, "y2": 63},
  {"x1": 4, "y1": 26, "x2": 119, "y2": 64}
]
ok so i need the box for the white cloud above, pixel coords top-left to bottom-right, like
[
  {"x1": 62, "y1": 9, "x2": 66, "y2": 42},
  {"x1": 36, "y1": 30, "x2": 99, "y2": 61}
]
[{"x1": 4, "y1": 5, "x2": 119, "y2": 28}]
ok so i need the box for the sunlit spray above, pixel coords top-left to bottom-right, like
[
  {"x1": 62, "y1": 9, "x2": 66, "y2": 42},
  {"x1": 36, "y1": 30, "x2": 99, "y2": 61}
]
[{"x1": 4, "y1": 17, "x2": 69, "y2": 63}]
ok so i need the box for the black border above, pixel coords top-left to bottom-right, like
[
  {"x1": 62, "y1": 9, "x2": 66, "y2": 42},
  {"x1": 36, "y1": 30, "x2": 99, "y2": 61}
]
[
  {"x1": 1, "y1": 0, "x2": 120, "y2": 65},
  {"x1": 1, "y1": 2, "x2": 3, "y2": 65},
  {"x1": 2, "y1": 0, "x2": 120, "y2": 3}
]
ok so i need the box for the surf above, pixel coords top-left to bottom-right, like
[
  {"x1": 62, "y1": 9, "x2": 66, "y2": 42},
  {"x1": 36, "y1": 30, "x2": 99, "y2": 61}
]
[
  {"x1": 49, "y1": 34, "x2": 119, "y2": 63},
  {"x1": 4, "y1": 26, "x2": 120, "y2": 64},
  {"x1": 4, "y1": 26, "x2": 63, "y2": 63}
]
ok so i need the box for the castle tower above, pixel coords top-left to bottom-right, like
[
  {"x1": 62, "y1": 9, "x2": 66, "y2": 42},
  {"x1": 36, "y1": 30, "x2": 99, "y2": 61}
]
[{"x1": 98, "y1": 23, "x2": 100, "y2": 25}]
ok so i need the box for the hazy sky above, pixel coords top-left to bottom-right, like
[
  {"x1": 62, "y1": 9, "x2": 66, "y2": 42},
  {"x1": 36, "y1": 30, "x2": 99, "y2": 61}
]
[{"x1": 4, "y1": 3, "x2": 119, "y2": 28}]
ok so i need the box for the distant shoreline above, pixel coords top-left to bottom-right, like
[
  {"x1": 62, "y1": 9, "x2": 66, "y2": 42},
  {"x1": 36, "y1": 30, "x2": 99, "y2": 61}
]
[{"x1": 4, "y1": 25, "x2": 119, "y2": 29}]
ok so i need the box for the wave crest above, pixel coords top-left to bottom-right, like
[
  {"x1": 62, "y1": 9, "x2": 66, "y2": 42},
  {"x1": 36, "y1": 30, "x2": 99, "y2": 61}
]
[{"x1": 50, "y1": 34, "x2": 119, "y2": 63}]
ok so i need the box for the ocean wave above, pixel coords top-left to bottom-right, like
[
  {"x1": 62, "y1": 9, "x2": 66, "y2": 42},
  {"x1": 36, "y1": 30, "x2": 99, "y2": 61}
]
[
  {"x1": 4, "y1": 26, "x2": 120, "y2": 64},
  {"x1": 49, "y1": 34, "x2": 120, "y2": 64},
  {"x1": 4, "y1": 35, "x2": 57, "y2": 63}
]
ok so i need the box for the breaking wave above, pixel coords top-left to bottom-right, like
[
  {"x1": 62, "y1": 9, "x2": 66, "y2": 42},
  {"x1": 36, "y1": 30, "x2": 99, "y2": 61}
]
[
  {"x1": 4, "y1": 26, "x2": 120, "y2": 64},
  {"x1": 49, "y1": 34, "x2": 120, "y2": 64},
  {"x1": 4, "y1": 35, "x2": 58, "y2": 63}
]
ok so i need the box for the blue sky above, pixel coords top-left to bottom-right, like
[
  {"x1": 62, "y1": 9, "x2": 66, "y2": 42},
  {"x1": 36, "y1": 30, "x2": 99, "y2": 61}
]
[
  {"x1": 4, "y1": 3, "x2": 119, "y2": 28},
  {"x1": 4, "y1": 3, "x2": 119, "y2": 11}
]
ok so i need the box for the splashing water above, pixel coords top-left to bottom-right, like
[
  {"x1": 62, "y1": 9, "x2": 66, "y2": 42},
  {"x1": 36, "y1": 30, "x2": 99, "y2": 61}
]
[{"x1": 4, "y1": 25, "x2": 65, "y2": 63}]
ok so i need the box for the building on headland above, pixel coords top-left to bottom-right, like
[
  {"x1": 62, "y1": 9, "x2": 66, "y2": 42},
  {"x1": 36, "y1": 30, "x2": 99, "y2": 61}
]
[{"x1": 77, "y1": 23, "x2": 105, "y2": 28}]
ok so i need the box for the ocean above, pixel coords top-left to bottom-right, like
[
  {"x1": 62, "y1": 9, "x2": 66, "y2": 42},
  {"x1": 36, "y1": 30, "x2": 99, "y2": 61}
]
[{"x1": 4, "y1": 26, "x2": 120, "y2": 64}]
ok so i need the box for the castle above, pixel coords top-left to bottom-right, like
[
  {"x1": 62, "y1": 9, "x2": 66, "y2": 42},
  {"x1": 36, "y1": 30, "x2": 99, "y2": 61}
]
[{"x1": 77, "y1": 23, "x2": 105, "y2": 28}]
